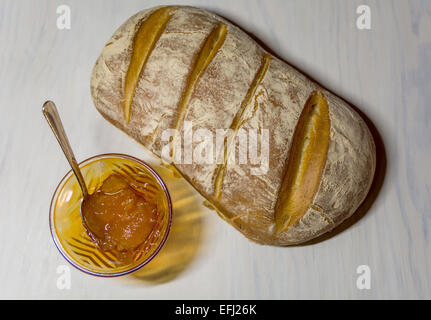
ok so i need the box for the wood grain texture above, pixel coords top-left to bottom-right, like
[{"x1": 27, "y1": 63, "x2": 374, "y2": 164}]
[{"x1": 0, "y1": 0, "x2": 430, "y2": 299}]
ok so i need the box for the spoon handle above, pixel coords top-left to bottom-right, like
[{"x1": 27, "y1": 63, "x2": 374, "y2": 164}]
[{"x1": 42, "y1": 101, "x2": 88, "y2": 198}]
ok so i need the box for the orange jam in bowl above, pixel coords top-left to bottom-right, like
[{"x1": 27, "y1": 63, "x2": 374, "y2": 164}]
[{"x1": 49, "y1": 154, "x2": 172, "y2": 277}]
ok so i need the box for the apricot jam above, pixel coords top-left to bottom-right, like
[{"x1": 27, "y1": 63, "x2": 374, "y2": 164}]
[{"x1": 81, "y1": 174, "x2": 158, "y2": 262}]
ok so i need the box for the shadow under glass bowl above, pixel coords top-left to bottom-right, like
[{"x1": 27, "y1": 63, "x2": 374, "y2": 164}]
[{"x1": 49, "y1": 153, "x2": 172, "y2": 277}]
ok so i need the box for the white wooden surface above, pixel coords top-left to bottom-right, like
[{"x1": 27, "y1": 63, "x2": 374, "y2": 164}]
[{"x1": 0, "y1": 0, "x2": 430, "y2": 299}]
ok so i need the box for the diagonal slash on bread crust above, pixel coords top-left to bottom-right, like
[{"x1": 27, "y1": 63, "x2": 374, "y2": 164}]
[
  {"x1": 275, "y1": 91, "x2": 331, "y2": 234},
  {"x1": 123, "y1": 6, "x2": 176, "y2": 123},
  {"x1": 170, "y1": 22, "x2": 228, "y2": 158},
  {"x1": 213, "y1": 54, "x2": 271, "y2": 199}
]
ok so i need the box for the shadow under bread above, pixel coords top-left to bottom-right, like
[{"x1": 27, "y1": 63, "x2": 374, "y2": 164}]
[{"x1": 131, "y1": 163, "x2": 205, "y2": 284}]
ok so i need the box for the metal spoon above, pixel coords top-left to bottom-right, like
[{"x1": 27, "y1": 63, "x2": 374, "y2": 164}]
[
  {"x1": 42, "y1": 101, "x2": 89, "y2": 198},
  {"x1": 42, "y1": 101, "x2": 98, "y2": 240}
]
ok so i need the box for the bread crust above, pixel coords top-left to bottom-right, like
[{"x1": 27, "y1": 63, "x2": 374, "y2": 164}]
[{"x1": 90, "y1": 6, "x2": 376, "y2": 245}]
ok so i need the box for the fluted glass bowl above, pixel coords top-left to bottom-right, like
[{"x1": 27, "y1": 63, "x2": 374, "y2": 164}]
[{"x1": 49, "y1": 153, "x2": 172, "y2": 277}]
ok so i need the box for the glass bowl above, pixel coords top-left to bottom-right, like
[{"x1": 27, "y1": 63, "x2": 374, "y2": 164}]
[{"x1": 49, "y1": 153, "x2": 172, "y2": 277}]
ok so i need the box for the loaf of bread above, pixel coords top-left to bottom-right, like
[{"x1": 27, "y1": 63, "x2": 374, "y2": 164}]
[{"x1": 90, "y1": 5, "x2": 376, "y2": 245}]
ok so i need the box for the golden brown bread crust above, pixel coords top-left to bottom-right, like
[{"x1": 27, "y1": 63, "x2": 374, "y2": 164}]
[{"x1": 90, "y1": 6, "x2": 376, "y2": 245}]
